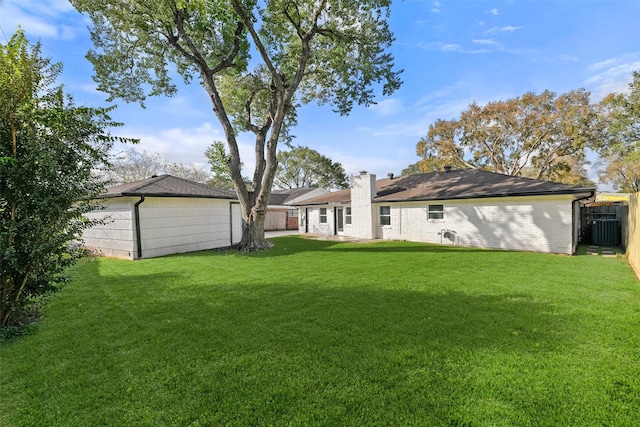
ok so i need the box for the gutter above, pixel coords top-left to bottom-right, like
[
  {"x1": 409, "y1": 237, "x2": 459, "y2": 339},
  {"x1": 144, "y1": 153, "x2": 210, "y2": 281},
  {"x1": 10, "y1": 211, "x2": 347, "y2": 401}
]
[
  {"x1": 134, "y1": 196, "x2": 145, "y2": 259},
  {"x1": 573, "y1": 190, "x2": 596, "y2": 204}
]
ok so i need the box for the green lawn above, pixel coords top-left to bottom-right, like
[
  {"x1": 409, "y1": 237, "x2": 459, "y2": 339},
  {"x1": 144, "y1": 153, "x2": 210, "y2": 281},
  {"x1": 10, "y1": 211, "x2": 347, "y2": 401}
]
[{"x1": 1, "y1": 236, "x2": 640, "y2": 426}]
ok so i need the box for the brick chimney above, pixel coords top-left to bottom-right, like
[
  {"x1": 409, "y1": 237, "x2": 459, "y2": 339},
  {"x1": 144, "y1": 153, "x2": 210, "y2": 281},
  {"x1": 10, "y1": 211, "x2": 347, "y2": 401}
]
[{"x1": 350, "y1": 172, "x2": 376, "y2": 239}]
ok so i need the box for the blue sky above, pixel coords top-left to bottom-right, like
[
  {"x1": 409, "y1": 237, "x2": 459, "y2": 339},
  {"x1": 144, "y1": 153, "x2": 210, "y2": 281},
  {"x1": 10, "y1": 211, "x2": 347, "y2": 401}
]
[{"x1": 2, "y1": 0, "x2": 640, "y2": 189}]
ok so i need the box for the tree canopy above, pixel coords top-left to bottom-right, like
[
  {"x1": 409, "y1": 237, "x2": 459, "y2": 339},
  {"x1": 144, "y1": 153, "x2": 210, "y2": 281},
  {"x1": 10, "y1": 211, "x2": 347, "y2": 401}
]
[
  {"x1": 401, "y1": 161, "x2": 422, "y2": 176},
  {"x1": 415, "y1": 89, "x2": 601, "y2": 185},
  {"x1": 596, "y1": 71, "x2": 640, "y2": 192},
  {"x1": 274, "y1": 146, "x2": 348, "y2": 190},
  {"x1": 1, "y1": 31, "x2": 124, "y2": 328},
  {"x1": 71, "y1": 0, "x2": 402, "y2": 250}
]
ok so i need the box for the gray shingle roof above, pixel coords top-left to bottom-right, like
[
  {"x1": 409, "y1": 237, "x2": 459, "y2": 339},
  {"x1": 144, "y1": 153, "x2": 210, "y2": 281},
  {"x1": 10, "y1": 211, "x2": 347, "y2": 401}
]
[
  {"x1": 269, "y1": 188, "x2": 321, "y2": 205},
  {"x1": 101, "y1": 175, "x2": 237, "y2": 200},
  {"x1": 299, "y1": 169, "x2": 595, "y2": 205}
]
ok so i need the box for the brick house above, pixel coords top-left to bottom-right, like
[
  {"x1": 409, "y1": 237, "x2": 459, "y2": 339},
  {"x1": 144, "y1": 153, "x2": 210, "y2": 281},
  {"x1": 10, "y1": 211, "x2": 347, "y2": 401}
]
[{"x1": 297, "y1": 168, "x2": 595, "y2": 254}]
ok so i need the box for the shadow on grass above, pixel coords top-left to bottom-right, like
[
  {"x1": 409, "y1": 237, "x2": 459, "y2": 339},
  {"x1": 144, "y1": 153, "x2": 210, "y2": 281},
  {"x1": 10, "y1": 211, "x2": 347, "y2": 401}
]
[
  {"x1": 256, "y1": 235, "x2": 504, "y2": 257},
  {"x1": 27, "y1": 259, "x2": 580, "y2": 425}
]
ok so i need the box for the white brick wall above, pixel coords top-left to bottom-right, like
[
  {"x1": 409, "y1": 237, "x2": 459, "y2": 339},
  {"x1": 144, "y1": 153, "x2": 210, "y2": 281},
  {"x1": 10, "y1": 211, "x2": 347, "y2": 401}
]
[
  {"x1": 372, "y1": 195, "x2": 575, "y2": 254},
  {"x1": 304, "y1": 206, "x2": 335, "y2": 235},
  {"x1": 351, "y1": 173, "x2": 377, "y2": 239}
]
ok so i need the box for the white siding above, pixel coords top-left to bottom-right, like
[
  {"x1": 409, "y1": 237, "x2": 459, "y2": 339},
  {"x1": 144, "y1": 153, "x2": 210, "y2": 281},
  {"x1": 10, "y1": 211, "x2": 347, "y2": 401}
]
[
  {"x1": 231, "y1": 203, "x2": 242, "y2": 245},
  {"x1": 373, "y1": 195, "x2": 575, "y2": 254},
  {"x1": 83, "y1": 196, "x2": 237, "y2": 259},
  {"x1": 138, "y1": 197, "x2": 233, "y2": 258},
  {"x1": 82, "y1": 198, "x2": 136, "y2": 259}
]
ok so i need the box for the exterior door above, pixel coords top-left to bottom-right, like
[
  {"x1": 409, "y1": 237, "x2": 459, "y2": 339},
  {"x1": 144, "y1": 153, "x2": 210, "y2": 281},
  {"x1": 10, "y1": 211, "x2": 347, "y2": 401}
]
[{"x1": 335, "y1": 207, "x2": 344, "y2": 233}]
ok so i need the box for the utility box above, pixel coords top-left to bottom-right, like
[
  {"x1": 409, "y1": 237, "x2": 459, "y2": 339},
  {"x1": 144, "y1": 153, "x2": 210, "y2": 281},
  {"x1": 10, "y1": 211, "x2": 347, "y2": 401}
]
[{"x1": 591, "y1": 219, "x2": 621, "y2": 246}]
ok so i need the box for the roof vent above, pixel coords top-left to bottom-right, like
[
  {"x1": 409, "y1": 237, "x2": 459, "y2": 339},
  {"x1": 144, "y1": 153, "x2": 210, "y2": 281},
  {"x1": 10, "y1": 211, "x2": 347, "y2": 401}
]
[
  {"x1": 444, "y1": 165, "x2": 452, "y2": 173},
  {"x1": 388, "y1": 173, "x2": 394, "y2": 180},
  {"x1": 359, "y1": 170, "x2": 368, "y2": 175}
]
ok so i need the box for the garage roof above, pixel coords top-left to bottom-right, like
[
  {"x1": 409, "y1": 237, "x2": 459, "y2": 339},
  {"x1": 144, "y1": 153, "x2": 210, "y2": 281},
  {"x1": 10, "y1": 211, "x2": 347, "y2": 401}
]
[{"x1": 100, "y1": 175, "x2": 237, "y2": 200}]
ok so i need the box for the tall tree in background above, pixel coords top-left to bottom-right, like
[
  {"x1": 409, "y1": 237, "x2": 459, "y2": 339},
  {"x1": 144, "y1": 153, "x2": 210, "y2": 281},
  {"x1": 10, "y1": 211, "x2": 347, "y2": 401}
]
[
  {"x1": 105, "y1": 147, "x2": 211, "y2": 184},
  {"x1": 274, "y1": 146, "x2": 348, "y2": 190},
  {"x1": 596, "y1": 71, "x2": 640, "y2": 192},
  {"x1": 401, "y1": 161, "x2": 422, "y2": 176},
  {"x1": 0, "y1": 31, "x2": 122, "y2": 328},
  {"x1": 71, "y1": 0, "x2": 402, "y2": 250},
  {"x1": 415, "y1": 89, "x2": 601, "y2": 185}
]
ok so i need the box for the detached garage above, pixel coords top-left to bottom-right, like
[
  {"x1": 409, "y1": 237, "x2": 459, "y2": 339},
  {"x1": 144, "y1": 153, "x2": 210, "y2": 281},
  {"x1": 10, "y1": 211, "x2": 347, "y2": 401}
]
[{"x1": 83, "y1": 175, "x2": 242, "y2": 259}]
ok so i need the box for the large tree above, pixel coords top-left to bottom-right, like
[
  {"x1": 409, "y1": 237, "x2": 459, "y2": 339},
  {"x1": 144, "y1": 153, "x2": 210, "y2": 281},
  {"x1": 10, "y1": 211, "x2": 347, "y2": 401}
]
[
  {"x1": 1, "y1": 31, "x2": 123, "y2": 328},
  {"x1": 415, "y1": 89, "x2": 601, "y2": 185},
  {"x1": 274, "y1": 145, "x2": 348, "y2": 190},
  {"x1": 71, "y1": 0, "x2": 402, "y2": 250},
  {"x1": 596, "y1": 71, "x2": 640, "y2": 192}
]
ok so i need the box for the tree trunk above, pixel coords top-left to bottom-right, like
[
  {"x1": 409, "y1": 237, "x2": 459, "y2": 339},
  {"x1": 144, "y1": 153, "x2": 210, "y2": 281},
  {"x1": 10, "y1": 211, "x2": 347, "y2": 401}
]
[{"x1": 239, "y1": 206, "x2": 273, "y2": 251}]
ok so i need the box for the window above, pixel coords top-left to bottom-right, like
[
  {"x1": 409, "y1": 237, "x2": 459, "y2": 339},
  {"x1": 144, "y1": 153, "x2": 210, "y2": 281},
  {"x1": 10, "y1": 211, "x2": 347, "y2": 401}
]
[
  {"x1": 345, "y1": 207, "x2": 352, "y2": 225},
  {"x1": 379, "y1": 206, "x2": 391, "y2": 226},
  {"x1": 319, "y1": 208, "x2": 327, "y2": 224},
  {"x1": 428, "y1": 204, "x2": 444, "y2": 220}
]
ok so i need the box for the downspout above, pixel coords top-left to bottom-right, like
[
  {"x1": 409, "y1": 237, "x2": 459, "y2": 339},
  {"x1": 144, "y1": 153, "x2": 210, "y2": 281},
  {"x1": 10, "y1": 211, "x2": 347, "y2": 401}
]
[
  {"x1": 573, "y1": 191, "x2": 596, "y2": 253},
  {"x1": 134, "y1": 196, "x2": 145, "y2": 259}
]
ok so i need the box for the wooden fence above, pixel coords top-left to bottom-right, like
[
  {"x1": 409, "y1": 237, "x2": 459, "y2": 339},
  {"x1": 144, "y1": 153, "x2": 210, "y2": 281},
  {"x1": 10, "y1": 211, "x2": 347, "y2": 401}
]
[
  {"x1": 265, "y1": 208, "x2": 299, "y2": 231},
  {"x1": 626, "y1": 193, "x2": 640, "y2": 279}
]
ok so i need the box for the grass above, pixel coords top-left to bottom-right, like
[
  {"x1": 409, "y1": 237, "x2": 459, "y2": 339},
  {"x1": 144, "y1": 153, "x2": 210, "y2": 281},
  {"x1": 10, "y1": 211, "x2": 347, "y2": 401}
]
[{"x1": 1, "y1": 236, "x2": 640, "y2": 426}]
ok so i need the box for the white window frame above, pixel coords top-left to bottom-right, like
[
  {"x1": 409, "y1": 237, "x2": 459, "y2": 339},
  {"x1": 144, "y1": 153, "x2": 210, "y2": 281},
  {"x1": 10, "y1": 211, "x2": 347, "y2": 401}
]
[
  {"x1": 319, "y1": 207, "x2": 328, "y2": 224},
  {"x1": 345, "y1": 207, "x2": 352, "y2": 225},
  {"x1": 428, "y1": 204, "x2": 444, "y2": 220},
  {"x1": 379, "y1": 206, "x2": 391, "y2": 226}
]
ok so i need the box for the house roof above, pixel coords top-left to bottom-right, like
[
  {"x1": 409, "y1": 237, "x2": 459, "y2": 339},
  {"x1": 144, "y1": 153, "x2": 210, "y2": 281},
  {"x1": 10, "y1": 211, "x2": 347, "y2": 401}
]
[
  {"x1": 269, "y1": 187, "x2": 327, "y2": 205},
  {"x1": 298, "y1": 169, "x2": 595, "y2": 205},
  {"x1": 100, "y1": 175, "x2": 237, "y2": 200}
]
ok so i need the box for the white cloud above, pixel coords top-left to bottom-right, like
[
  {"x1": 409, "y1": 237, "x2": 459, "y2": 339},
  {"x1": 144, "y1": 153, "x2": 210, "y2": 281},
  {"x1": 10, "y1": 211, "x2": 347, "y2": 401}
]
[
  {"x1": 486, "y1": 25, "x2": 523, "y2": 33},
  {"x1": 554, "y1": 54, "x2": 579, "y2": 62},
  {"x1": 369, "y1": 98, "x2": 404, "y2": 116},
  {"x1": 585, "y1": 54, "x2": 640, "y2": 100},
  {"x1": 417, "y1": 41, "x2": 491, "y2": 55},
  {"x1": 502, "y1": 25, "x2": 522, "y2": 32},
  {"x1": 325, "y1": 149, "x2": 416, "y2": 179},
  {"x1": 473, "y1": 39, "x2": 499, "y2": 46},
  {"x1": 78, "y1": 82, "x2": 101, "y2": 95},
  {"x1": 441, "y1": 43, "x2": 462, "y2": 52},
  {"x1": 0, "y1": 0, "x2": 81, "y2": 40},
  {"x1": 587, "y1": 58, "x2": 622, "y2": 73},
  {"x1": 487, "y1": 8, "x2": 499, "y2": 16},
  {"x1": 112, "y1": 123, "x2": 258, "y2": 176}
]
